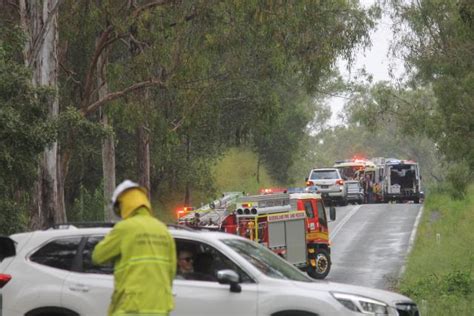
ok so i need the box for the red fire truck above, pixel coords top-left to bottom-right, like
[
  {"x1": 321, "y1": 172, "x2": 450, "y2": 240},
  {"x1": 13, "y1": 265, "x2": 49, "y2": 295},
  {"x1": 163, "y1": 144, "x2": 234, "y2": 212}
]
[{"x1": 177, "y1": 190, "x2": 336, "y2": 279}]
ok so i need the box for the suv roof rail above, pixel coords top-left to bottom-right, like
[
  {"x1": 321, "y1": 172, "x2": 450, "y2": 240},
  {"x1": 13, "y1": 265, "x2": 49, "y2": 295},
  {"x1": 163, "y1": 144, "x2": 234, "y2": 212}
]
[
  {"x1": 167, "y1": 224, "x2": 197, "y2": 231},
  {"x1": 48, "y1": 222, "x2": 116, "y2": 230}
]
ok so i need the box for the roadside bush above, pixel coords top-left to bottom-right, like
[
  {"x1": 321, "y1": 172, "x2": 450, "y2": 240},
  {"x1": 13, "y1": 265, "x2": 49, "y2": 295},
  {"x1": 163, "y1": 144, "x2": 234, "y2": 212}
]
[
  {"x1": 400, "y1": 270, "x2": 473, "y2": 315},
  {"x1": 442, "y1": 270, "x2": 472, "y2": 296},
  {"x1": 0, "y1": 200, "x2": 27, "y2": 235},
  {"x1": 445, "y1": 160, "x2": 471, "y2": 200}
]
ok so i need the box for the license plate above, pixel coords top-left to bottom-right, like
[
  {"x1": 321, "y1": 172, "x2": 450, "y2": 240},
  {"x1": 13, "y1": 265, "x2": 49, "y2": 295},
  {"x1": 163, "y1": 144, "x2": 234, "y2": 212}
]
[{"x1": 321, "y1": 185, "x2": 328, "y2": 188}]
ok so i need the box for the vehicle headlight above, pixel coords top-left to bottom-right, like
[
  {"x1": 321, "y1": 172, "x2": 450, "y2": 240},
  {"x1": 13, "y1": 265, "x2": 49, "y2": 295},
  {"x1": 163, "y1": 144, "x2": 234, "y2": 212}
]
[{"x1": 331, "y1": 292, "x2": 397, "y2": 315}]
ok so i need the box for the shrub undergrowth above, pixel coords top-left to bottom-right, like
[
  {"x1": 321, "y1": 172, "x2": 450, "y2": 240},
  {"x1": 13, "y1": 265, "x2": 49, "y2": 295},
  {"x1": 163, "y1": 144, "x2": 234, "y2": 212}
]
[{"x1": 398, "y1": 185, "x2": 474, "y2": 315}]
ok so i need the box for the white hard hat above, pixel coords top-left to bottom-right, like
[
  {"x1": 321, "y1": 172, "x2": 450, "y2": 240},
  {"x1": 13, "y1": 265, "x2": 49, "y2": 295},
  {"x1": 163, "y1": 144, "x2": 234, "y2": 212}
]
[{"x1": 111, "y1": 180, "x2": 142, "y2": 204}]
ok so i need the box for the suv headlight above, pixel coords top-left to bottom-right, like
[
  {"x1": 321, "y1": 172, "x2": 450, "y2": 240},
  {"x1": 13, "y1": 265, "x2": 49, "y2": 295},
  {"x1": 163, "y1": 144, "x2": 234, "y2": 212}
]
[{"x1": 331, "y1": 292, "x2": 398, "y2": 315}]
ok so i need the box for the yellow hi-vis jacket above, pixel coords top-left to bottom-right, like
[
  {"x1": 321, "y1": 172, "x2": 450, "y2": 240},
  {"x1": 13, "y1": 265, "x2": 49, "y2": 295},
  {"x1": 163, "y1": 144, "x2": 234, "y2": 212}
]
[{"x1": 93, "y1": 207, "x2": 177, "y2": 316}]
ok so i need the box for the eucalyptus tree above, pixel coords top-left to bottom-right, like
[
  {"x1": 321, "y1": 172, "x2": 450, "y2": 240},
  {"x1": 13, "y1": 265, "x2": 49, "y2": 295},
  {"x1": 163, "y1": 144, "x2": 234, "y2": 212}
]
[
  {"x1": 70, "y1": 1, "x2": 380, "y2": 207},
  {"x1": 0, "y1": 17, "x2": 55, "y2": 234},
  {"x1": 389, "y1": 0, "x2": 473, "y2": 170},
  {"x1": 15, "y1": 0, "x2": 379, "y2": 225},
  {"x1": 18, "y1": 0, "x2": 64, "y2": 228}
]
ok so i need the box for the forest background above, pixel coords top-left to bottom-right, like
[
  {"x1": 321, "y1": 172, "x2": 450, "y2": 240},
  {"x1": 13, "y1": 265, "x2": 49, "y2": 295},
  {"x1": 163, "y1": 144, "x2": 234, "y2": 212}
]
[{"x1": 0, "y1": 0, "x2": 472, "y2": 235}]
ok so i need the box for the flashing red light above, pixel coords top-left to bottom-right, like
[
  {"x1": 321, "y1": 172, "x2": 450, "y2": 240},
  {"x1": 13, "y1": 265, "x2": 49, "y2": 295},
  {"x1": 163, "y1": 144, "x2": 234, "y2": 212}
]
[
  {"x1": 0, "y1": 274, "x2": 11, "y2": 288},
  {"x1": 176, "y1": 209, "x2": 185, "y2": 218},
  {"x1": 260, "y1": 187, "x2": 287, "y2": 194},
  {"x1": 336, "y1": 179, "x2": 344, "y2": 185},
  {"x1": 306, "y1": 181, "x2": 314, "y2": 187},
  {"x1": 183, "y1": 206, "x2": 194, "y2": 212}
]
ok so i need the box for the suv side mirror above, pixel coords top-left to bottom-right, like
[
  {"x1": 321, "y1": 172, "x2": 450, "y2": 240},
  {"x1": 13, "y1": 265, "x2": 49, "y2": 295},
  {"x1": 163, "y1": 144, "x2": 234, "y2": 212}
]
[
  {"x1": 217, "y1": 269, "x2": 241, "y2": 293},
  {"x1": 0, "y1": 236, "x2": 16, "y2": 261},
  {"x1": 329, "y1": 206, "x2": 336, "y2": 221}
]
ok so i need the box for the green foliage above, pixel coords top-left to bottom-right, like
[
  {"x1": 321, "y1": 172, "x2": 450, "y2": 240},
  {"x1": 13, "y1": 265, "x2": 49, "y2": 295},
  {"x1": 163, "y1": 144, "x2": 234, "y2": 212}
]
[
  {"x1": 445, "y1": 160, "x2": 471, "y2": 200},
  {"x1": 0, "y1": 24, "x2": 56, "y2": 233},
  {"x1": 0, "y1": 200, "x2": 28, "y2": 235},
  {"x1": 400, "y1": 270, "x2": 472, "y2": 299},
  {"x1": 1, "y1": 1, "x2": 380, "y2": 227},
  {"x1": 213, "y1": 147, "x2": 278, "y2": 195},
  {"x1": 151, "y1": 147, "x2": 277, "y2": 224},
  {"x1": 398, "y1": 185, "x2": 474, "y2": 315},
  {"x1": 82, "y1": 0, "x2": 379, "y2": 210},
  {"x1": 389, "y1": 0, "x2": 474, "y2": 172},
  {"x1": 68, "y1": 184, "x2": 105, "y2": 222}
]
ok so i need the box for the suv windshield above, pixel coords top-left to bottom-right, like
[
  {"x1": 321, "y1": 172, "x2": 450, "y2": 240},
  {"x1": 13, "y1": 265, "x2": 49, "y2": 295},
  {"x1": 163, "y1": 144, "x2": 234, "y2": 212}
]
[
  {"x1": 310, "y1": 170, "x2": 338, "y2": 180},
  {"x1": 221, "y1": 239, "x2": 312, "y2": 282}
]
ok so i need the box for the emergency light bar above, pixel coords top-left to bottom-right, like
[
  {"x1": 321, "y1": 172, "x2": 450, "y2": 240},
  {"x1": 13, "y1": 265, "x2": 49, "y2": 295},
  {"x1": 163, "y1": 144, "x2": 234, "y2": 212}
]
[
  {"x1": 259, "y1": 188, "x2": 287, "y2": 194},
  {"x1": 176, "y1": 206, "x2": 194, "y2": 218}
]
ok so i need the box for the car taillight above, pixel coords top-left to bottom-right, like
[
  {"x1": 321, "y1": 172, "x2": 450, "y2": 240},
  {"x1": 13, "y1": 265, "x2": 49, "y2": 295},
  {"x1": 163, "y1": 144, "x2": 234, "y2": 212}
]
[
  {"x1": 336, "y1": 179, "x2": 344, "y2": 185},
  {"x1": 0, "y1": 274, "x2": 12, "y2": 288},
  {"x1": 306, "y1": 181, "x2": 314, "y2": 186}
]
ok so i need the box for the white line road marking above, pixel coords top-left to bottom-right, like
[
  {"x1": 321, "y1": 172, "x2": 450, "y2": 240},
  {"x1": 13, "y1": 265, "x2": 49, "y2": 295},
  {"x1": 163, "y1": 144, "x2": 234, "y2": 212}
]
[
  {"x1": 398, "y1": 205, "x2": 424, "y2": 279},
  {"x1": 330, "y1": 205, "x2": 361, "y2": 241}
]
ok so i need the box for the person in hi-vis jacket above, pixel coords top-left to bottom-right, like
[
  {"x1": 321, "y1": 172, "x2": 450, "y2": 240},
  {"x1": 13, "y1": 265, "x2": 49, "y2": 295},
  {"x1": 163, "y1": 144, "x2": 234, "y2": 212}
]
[{"x1": 93, "y1": 180, "x2": 177, "y2": 316}]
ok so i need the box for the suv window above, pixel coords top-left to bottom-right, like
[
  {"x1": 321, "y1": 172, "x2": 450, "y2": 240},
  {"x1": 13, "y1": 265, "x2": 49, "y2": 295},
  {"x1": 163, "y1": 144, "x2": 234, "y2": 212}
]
[
  {"x1": 175, "y1": 239, "x2": 254, "y2": 283},
  {"x1": 81, "y1": 236, "x2": 114, "y2": 274},
  {"x1": 30, "y1": 237, "x2": 82, "y2": 271},
  {"x1": 310, "y1": 170, "x2": 339, "y2": 180}
]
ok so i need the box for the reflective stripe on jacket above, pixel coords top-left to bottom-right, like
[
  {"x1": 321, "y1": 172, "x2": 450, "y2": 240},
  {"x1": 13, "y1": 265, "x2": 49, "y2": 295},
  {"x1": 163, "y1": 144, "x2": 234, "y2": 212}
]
[{"x1": 92, "y1": 208, "x2": 177, "y2": 316}]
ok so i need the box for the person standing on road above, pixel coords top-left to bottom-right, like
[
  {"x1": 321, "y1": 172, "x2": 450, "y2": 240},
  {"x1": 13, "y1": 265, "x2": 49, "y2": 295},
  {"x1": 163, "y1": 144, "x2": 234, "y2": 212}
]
[
  {"x1": 364, "y1": 174, "x2": 374, "y2": 204},
  {"x1": 93, "y1": 180, "x2": 177, "y2": 316}
]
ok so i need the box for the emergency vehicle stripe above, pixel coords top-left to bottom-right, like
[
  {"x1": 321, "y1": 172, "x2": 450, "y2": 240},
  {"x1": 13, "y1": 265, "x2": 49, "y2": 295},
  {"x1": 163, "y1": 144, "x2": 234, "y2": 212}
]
[
  {"x1": 306, "y1": 232, "x2": 328, "y2": 240},
  {"x1": 115, "y1": 256, "x2": 171, "y2": 272}
]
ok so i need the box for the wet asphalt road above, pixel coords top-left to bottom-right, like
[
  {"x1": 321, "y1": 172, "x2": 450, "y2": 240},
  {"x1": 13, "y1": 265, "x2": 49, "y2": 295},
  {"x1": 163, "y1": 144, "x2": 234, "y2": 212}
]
[{"x1": 326, "y1": 203, "x2": 422, "y2": 290}]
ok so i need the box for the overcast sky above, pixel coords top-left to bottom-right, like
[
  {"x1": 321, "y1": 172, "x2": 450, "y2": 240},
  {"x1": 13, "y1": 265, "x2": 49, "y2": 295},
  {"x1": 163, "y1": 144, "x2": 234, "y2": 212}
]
[{"x1": 328, "y1": 0, "x2": 403, "y2": 126}]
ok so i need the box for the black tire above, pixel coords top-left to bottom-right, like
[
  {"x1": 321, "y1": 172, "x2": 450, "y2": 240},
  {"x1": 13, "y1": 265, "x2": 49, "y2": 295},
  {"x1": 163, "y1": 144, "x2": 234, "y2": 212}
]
[
  {"x1": 307, "y1": 248, "x2": 331, "y2": 279},
  {"x1": 414, "y1": 197, "x2": 420, "y2": 204}
]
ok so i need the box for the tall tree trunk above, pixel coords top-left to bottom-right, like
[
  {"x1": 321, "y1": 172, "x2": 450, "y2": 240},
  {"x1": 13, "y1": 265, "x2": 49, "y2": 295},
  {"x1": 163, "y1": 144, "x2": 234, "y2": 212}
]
[
  {"x1": 184, "y1": 135, "x2": 191, "y2": 205},
  {"x1": 137, "y1": 124, "x2": 151, "y2": 193},
  {"x1": 256, "y1": 154, "x2": 261, "y2": 183},
  {"x1": 97, "y1": 35, "x2": 117, "y2": 221},
  {"x1": 21, "y1": 0, "x2": 64, "y2": 229},
  {"x1": 128, "y1": 2, "x2": 151, "y2": 196}
]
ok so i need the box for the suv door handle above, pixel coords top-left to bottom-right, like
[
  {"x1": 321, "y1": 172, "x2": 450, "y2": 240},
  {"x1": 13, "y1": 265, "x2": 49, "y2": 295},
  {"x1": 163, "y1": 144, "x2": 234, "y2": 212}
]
[{"x1": 69, "y1": 283, "x2": 90, "y2": 293}]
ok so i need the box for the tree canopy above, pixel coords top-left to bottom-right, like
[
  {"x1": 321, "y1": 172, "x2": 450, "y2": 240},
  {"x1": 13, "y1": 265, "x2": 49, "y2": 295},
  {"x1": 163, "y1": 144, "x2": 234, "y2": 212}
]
[{"x1": 1, "y1": 0, "x2": 383, "y2": 232}]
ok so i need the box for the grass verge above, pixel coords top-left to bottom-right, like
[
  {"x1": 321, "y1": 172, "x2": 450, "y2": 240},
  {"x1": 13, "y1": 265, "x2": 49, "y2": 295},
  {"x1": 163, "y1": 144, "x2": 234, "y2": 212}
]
[{"x1": 397, "y1": 185, "x2": 474, "y2": 315}]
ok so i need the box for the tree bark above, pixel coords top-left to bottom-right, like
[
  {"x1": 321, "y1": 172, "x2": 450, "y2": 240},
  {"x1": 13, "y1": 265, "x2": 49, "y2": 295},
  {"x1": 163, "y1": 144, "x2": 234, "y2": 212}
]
[
  {"x1": 256, "y1": 154, "x2": 261, "y2": 183},
  {"x1": 137, "y1": 124, "x2": 151, "y2": 194},
  {"x1": 21, "y1": 0, "x2": 64, "y2": 229},
  {"x1": 184, "y1": 135, "x2": 191, "y2": 205},
  {"x1": 129, "y1": 2, "x2": 151, "y2": 196},
  {"x1": 102, "y1": 111, "x2": 117, "y2": 220},
  {"x1": 97, "y1": 35, "x2": 117, "y2": 221}
]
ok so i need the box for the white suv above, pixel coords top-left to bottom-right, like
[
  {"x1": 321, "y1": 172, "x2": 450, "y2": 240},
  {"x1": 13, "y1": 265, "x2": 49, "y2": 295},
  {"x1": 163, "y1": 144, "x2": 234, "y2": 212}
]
[
  {"x1": 0, "y1": 225, "x2": 419, "y2": 316},
  {"x1": 306, "y1": 168, "x2": 348, "y2": 206}
]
